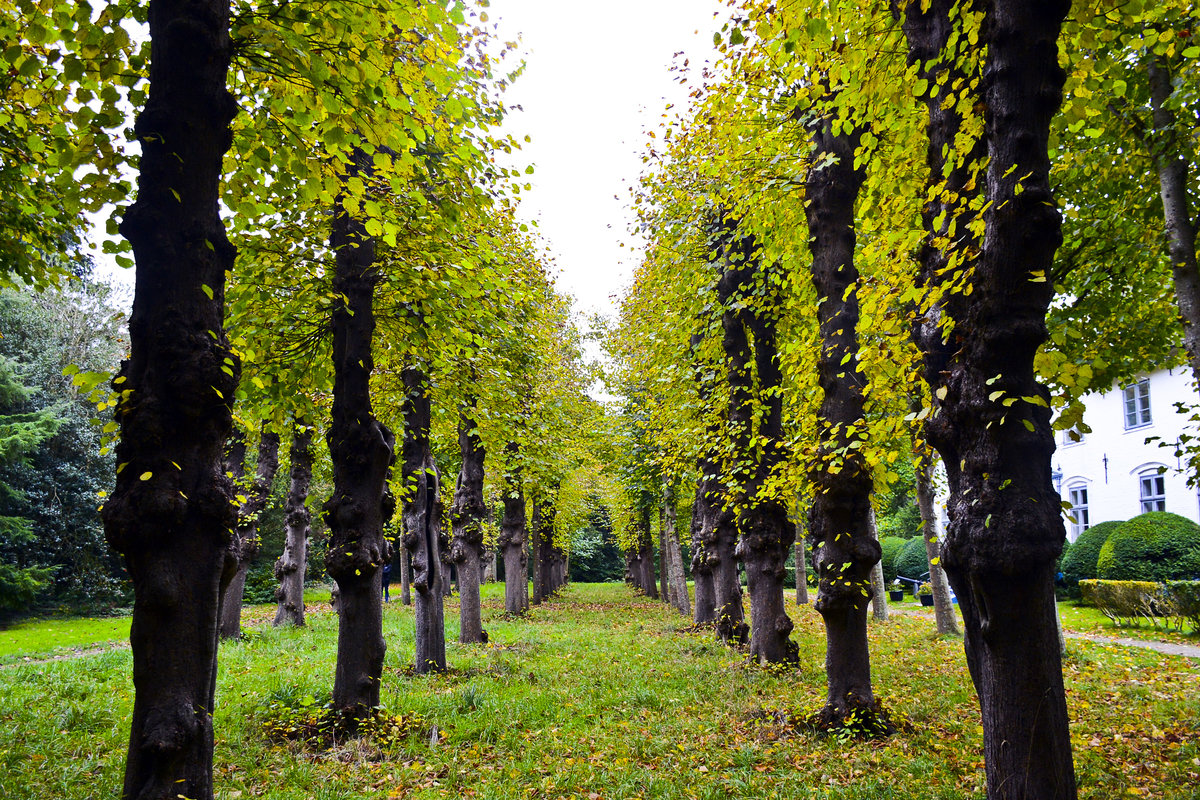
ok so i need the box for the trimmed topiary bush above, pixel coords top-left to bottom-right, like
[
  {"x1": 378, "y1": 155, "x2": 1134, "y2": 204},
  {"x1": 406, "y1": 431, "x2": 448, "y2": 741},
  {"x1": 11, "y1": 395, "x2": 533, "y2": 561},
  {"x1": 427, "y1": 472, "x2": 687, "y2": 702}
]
[
  {"x1": 879, "y1": 536, "x2": 907, "y2": 584},
  {"x1": 1097, "y1": 512, "x2": 1200, "y2": 583},
  {"x1": 1061, "y1": 520, "x2": 1122, "y2": 591},
  {"x1": 894, "y1": 536, "x2": 929, "y2": 583}
]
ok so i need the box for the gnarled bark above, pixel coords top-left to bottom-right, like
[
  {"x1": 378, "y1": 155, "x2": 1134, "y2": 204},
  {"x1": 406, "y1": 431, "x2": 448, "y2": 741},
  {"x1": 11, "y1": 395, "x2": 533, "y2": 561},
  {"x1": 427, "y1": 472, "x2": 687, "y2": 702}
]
[
  {"x1": 689, "y1": 476, "x2": 717, "y2": 624},
  {"x1": 901, "y1": 0, "x2": 1076, "y2": 795},
  {"x1": 402, "y1": 366, "x2": 445, "y2": 673},
  {"x1": 100, "y1": 1, "x2": 239, "y2": 794},
  {"x1": 806, "y1": 116, "x2": 880, "y2": 723},
  {"x1": 220, "y1": 429, "x2": 280, "y2": 640},
  {"x1": 663, "y1": 483, "x2": 690, "y2": 617},
  {"x1": 323, "y1": 154, "x2": 396, "y2": 720},
  {"x1": 274, "y1": 421, "x2": 312, "y2": 627},
  {"x1": 450, "y1": 407, "x2": 488, "y2": 644}
]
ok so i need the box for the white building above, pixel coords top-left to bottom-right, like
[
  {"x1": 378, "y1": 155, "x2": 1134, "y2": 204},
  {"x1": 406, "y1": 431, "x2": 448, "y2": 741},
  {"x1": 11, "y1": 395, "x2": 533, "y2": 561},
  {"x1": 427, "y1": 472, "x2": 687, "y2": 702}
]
[{"x1": 1053, "y1": 366, "x2": 1200, "y2": 542}]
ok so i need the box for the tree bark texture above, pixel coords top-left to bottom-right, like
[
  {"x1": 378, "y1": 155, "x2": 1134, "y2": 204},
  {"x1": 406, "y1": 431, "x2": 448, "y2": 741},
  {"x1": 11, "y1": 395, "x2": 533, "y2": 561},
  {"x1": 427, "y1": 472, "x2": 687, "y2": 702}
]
[
  {"x1": 499, "y1": 443, "x2": 528, "y2": 615},
  {"x1": 530, "y1": 498, "x2": 545, "y2": 604},
  {"x1": 658, "y1": 505, "x2": 670, "y2": 603},
  {"x1": 323, "y1": 159, "x2": 396, "y2": 720},
  {"x1": 450, "y1": 408, "x2": 488, "y2": 644},
  {"x1": 902, "y1": 0, "x2": 1076, "y2": 795},
  {"x1": 274, "y1": 422, "x2": 312, "y2": 627},
  {"x1": 663, "y1": 483, "x2": 691, "y2": 617},
  {"x1": 100, "y1": 0, "x2": 239, "y2": 795},
  {"x1": 690, "y1": 476, "x2": 717, "y2": 624},
  {"x1": 805, "y1": 120, "x2": 879, "y2": 719},
  {"x1": 220, "y1": 430, "x2": 280, "y2": 640},
  {"x1": 1147, "y1": 56, "x2": 1200, "y2": 387},
  {"x1": 401, "y1": 367, "x2": 445, "y2": 673},
  {"x1": 400, "y1": 544, "x2": 411, "y2": 606},
  {"x1": 636, "y1": 505, "x2": 659, "y2": 600},
  {"x1": 915, "y1": 450, "x2": 959, "y2": 636},
  {"x1": 715, "y1": 217, "x2": 794, "y2": 665}
]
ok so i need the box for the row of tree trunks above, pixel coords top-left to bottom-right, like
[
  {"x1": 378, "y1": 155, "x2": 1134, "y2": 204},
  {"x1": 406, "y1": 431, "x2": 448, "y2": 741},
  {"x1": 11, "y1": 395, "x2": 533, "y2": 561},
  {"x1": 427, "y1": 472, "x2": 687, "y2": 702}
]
[
  {"x1": 688, "y1": 334, "x2": 719, "y2": 626},
  {"x1": 273, "y1": 421, "x2": 312, "y2": 627},
  {"x1": 637, "y1": 506, "x2": 658, "y2": 599},
  {"x1": 805, "y1": 116, "x2": 881, "y2": 725},
  {"x1": 100, "y1": 0, "x2": 241, "y2": 794},
  {"x1": 402, "y1": 366, "x2": 446, "y2": 674},
  {"x1": 219, "y1": 429, "x2": 280, "y2": 640},
  {"x1": 322, "y1": 150, "x2": 396, "y2": 723},
  {"x1": 449, "y1": 407, "x2": 488, "y2": 644},
  {"x1": 901, "y1": 0, "x2": 1077, "y2": 796},
  {"x1": 714, "y1": 217, "x2": 791, "y2": 663}
]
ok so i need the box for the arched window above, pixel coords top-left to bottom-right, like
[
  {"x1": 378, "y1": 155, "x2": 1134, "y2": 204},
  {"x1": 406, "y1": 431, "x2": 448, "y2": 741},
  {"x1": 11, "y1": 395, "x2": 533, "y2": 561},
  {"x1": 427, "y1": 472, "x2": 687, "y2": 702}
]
[{"x1": 1139, "y1": 470, "x2": 1166, "y2": 513}]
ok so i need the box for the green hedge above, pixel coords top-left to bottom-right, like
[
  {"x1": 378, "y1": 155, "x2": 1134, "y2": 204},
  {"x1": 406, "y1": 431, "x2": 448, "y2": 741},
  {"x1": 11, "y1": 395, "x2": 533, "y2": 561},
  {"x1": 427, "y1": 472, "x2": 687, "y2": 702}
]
[
  {"x1": 1061, "y1": 520, "x2": 1122, "y2": 590},
  {"x1": 1097, "y1": 512, "x2": 1200, "y2": 582},
  {"x1": 894, "y1": 536, "x2": 929, "y2": 582},
  {"x1": 1165, "y1": 581, "x2": 1200, "y2": 633},
  {"x1": 1078, "y1": 579, "x2": 1168, "y2": 626},
  {"x1": 879, "y1": 536, "x2": 907, "y2": 584}
]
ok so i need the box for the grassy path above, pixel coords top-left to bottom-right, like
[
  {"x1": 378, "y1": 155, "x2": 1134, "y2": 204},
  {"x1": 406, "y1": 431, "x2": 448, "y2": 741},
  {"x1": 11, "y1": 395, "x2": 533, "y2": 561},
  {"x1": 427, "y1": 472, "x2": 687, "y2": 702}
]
[{"x1": 1, "y1": 583, "x2": 1197, "y2": 799}]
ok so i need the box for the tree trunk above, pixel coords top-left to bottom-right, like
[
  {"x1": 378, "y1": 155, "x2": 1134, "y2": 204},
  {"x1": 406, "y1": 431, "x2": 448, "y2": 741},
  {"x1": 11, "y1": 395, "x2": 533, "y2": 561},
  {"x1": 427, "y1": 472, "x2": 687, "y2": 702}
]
[
  {"x1": 100, "y1": 0, "x2": 239, "y2": 794},
  {"x1": 530, "y1": 499, "x2": 544, "y2": 605},
  {"x1": 636, "y1": 506, "x2": 658, "y2": 600},
  {"x1": 220, "y1": 430, "x2": 280, "y2": 640},
  {"x1": 499, "y1": 443, "x2": 528, "y2": 615},
  {"x1": 274, "y1": 422, "x2": 312, "y2": 627},
  {"x1": 658, "y1": 505, "x2": 670, "y2": 603},
  {"x1": 795, "y1": 532, "x2": 809, "y2": 605},
  {"x1": 323, "y1": 153, "x2": 396, "y2": 721},
  {"x1": 450, "y1": 408, "x2": 488, "y2": 644},
  {"x1": 805, "y1": 118, "x2": 881, "y2": 725},
  {"x1": 401, "y1": 366, "x2": 445, "y2": 674},
  {"x1": 903, "y1": 0, "x2": 1077, "y2": 795},
  {"x1": 868, "y1": 508, "x2": 888, "y2": 622},
  {"x1": 916, "y1": 451, "x2": 958, "y2": 636},
  {"x1": 715, "y1": 217, "x2": 794, "y2": 665},
  {"x1": 663, "y1": 483, "x2": 690, "y2": 617},
  {"x1": 1147, "y1": 56, "x2": 1200, "y2": 387},
  {"x1": 690, "y1": 477, "x2": 717, "y2": 624}
]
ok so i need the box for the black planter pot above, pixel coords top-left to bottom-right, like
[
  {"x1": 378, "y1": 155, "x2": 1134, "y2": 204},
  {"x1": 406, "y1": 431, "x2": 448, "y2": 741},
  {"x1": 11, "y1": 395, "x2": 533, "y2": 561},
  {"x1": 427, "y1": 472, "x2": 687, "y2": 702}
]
[
  {"x1": 919, "y1": 594, "x2": 935, "y2": 607},
  {"x1": 889, "y1": 590, "x2": 906, "y2": 602}
]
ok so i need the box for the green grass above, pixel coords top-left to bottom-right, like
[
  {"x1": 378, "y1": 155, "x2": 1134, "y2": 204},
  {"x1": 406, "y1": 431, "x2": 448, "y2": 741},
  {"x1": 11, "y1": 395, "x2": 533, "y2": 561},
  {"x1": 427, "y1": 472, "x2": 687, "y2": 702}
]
[
  {"x1": 0, "y1": 615, "x2": 131, "y2": 662},
  {"x1": 1058, "y1": 601, "x2": 1200, "y2": 645},
  {"x1": 1, "y1": 583, "x2": 1197, "y2": 799}
]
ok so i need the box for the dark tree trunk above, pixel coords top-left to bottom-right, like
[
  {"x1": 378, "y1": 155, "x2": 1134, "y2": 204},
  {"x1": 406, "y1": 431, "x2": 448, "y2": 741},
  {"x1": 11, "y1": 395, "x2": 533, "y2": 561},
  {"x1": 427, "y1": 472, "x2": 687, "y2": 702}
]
[
  {"x1": 805, "y1": 117, "x2": 881, "y2": 723},
  {"x1": 1147, "y1": 56, "x2": 1200, "y2": 386},
  {"x1": 636, "y1": 506, "x2": 658, "y2": 599},
  {"x1": 274, "y1": 422, "x2": 312, "y2": 627},
  {"x1": 795, "y1": 528, "x2": 809, "y2": 605},
  {"x1": 220, "y1": 430, "x2": 280, "y2": 640},
  {"x1": 322, "y1": 154, "x2": 396, "y2": 721},
  {"x1": 711, "y1": 502, "x2": 746, "y2": 644},
  {"x1": 450, "y1": 408, "x2": 488, "y2": 644},
  {"x1": 658, "y1": 505, "x2": 670, "y2": 603},
  {"x1": 916, "y1": 449, "x2": 958, "y2": 636},
  {"x1": 499, "y1": 443, "x2": 528, "y2": 615},
  {"x1": 100, "y1": 0, "x2": 239, "y2": 794},
  {"x1": 902, "y1": 0, "x2": 1076, "y2": 796},
  {"x1": 663, "y1": 483, "x2": 690, "y2": 617},
  {"x1": 532, "y1": 494, "x2": 558, "y2": 601},
  {"x1": 401, "y1": 367, "x2": 445, "y2": 673},
  {"x1": 530, "y1": 499, "x2": 544, "y2": 605},
  {"x1": 690, "y1": 477, "x2": 717, "y2": 624},
  {"x1": 714, "y1": 217, "x2": 793, "y2": 664}
]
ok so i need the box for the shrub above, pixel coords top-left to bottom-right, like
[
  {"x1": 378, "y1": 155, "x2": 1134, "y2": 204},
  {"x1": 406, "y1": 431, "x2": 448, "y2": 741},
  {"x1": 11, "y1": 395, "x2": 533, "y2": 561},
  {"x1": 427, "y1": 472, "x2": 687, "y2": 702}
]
[
  {"x1": 1165, "y1": 581, "x2": 1200, "y2": 633},
  {"x1": 894, "y1": 537, "x2": 929, "y2": 583},
  {"x1": 1061, "y1": 520, "x2": 1122, "y2": 591},
  {"x1": 879, "y1": 536, "x2": 907, "y2": 584},
  {"x1": 1097, "y1": 512, "x2": 1200, "y2": 583},
  {"x1": 1078, "y1": 579, "x2": 1169, "y2": 627}
]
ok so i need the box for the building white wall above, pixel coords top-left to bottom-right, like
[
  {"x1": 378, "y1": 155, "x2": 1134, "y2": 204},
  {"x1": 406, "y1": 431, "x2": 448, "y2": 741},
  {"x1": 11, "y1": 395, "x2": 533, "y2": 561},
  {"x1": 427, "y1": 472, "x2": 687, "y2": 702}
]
[{"x1": 1054, "y1": 367, "x2": 1199, "y2": 541}]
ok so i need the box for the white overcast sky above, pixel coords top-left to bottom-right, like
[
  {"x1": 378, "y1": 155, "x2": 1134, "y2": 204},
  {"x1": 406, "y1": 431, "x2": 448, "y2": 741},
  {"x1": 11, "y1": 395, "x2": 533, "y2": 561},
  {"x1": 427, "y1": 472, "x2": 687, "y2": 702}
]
[{"x1": 488, "y1": 0, "x2": 726, "y2": 319}]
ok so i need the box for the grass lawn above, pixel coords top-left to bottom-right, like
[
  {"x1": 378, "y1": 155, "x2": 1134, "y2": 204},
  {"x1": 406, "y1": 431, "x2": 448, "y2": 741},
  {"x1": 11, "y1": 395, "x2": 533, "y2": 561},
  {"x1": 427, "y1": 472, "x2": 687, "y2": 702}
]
[
  {"x1": 1, "y1": 583, "x2": 1197, "y2": 799},
  {"x1": 0, "y1": 615, "x2": 131, "y2": 663}
]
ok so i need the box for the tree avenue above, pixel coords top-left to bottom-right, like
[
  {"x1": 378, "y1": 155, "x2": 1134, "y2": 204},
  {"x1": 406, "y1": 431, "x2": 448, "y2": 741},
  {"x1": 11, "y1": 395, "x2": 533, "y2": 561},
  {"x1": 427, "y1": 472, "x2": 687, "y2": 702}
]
[{"x1": 3, "y1": 0, "x2": 1197, "y2": 798}]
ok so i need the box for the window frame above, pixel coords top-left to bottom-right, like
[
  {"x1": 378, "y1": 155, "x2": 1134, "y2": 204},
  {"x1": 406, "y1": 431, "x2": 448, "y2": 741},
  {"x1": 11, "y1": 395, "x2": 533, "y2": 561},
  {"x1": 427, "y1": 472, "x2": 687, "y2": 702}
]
[
  {"x1": 1123, "y1": 379, "x2": 1152, "y2": 430},
  {"x1": 1139, "y1": 470, "x2": 1166, "y2": 513},
  {"x1": 1066, "y1": 483, "x2": 1089, "y2": 541}
]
